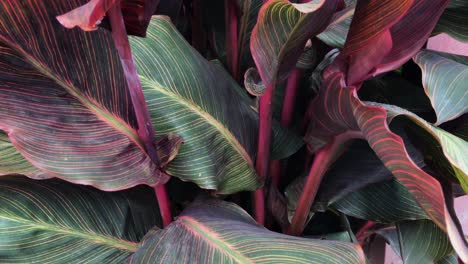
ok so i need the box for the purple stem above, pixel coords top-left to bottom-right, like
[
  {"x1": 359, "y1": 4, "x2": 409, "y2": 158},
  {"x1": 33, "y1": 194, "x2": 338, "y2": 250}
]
[
  {"x1": 288, "y1": 131, "x2": 362, "y2": 235},
  {"x1": 107, "y1": 4, "x2": 172, "y2": 226}
]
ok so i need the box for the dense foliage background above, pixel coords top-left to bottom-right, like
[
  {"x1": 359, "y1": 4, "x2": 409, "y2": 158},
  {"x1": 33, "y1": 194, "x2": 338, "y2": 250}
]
[{"x1": 0, "y1": 0, "x2": 466, "y2": 263}]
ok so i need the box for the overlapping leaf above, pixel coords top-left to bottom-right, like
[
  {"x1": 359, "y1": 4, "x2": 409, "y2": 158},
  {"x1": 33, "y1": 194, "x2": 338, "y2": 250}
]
[
  {"x1": 128, "y1": 199, "x2": 365, "y2": 263},
  {"x1": 250, "y1": 0, "x2": 339, "y2": 86},
  {"x1": 237, "y1": 0, "x2": 263, "y2": 73},
  {"x1": 0, "y1": 176, "x2": 161, "y2": 263},
  {"x1": 129, "y1": 17, "x2": 302, "y2": 194},
  {"x1": 433, "y1": 0, "x2": 468, "y2": 42},
  {"x1": 332, "y1": 179, "x2": 428, "y2": 223},
  {"x1": 334, "y1": 0, "x2": 450, "y2": 85},
  {"x1": 305, "y1": 72, "x2": 468, "y2": 260},
  {"x1": 0, "y1": 0, "x2": 166, "y2": 190},
  {"x1": 374, "y1": 102, "x2": 468, "y2": 192},
  {"x1": 377, "y1": 220, "x2": 455, "y2": 264},
  {"x1": 317, "y1": 6, "x2": 354, "y2": 48},
  {"x1": 413, "y1": 50, "x2": 468, "y2": 125},
  {"x1": 56, "y1": 0, "x2": 160, "y2": 36}
]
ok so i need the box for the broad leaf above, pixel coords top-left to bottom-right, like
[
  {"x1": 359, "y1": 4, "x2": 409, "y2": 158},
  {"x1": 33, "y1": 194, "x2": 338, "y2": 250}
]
[
  {"x1": 57, "y1": 0, "x2": 160, "y2": 36},
  {"x1": 317, "y1": 6, "x2": 353, "y2": 48},
  {"x1": 0, "y1": 176, "x2": 161, "y2": 262},
  {"x1": 433, "y1": 0, "x2": 468, "y2": 42},
  {"x1": 250, "y1": 0, "x2": 339, "y2": 86},
  {"x1": 0, "y1": 0, "x2": 166, "y2": 190},
  {"x1": 413, "y1": 50, "x2": 468, "y2": 125},
  {"x1": 332, "y1": 179, "x2": 428, "y2": 223},
  {"x1": 334, "y1": 0, "x2": 450, "y2": 85},
  {"x1": 129, "y1": 17, "x2": 302, "y2": 194},
  {"x1": 305, "y1": 72, "x2": 468, "y2": 260},
  {"x1": 375, "y1": 102, "x2": 468, "y2": 192},
  {"x1": 128, "y1": 199, "x2": 365, "y2": 263},
  {"x1": 376, "y1": 221, "x2": 455, "y2": 264}
]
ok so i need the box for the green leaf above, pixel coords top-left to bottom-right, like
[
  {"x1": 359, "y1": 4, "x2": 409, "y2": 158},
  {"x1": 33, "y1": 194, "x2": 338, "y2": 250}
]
[
  {"x1": 0, "y1": 132, "x2": 42, "y2": 178},
  {"x1": 317, "y1": 7, "x2": 354, "y2": 48},
  {"x1": 128, "y1": 199, "x2": 365, "y2": 263},
  {"x1": 0, "y1": 176, "x2": 161, "y2": 263},
  {"x1": 433, "y1": 0, "x2": 468, "y2": 42},
  {"x1": 413, "y1": 50, "x2": 468, "y2": 125},
  {"x1": 250, "y1": 0, "x2": 339, "y2": 86},
  {"x1": 129, "y1": 17, "x2": 302, "y2": 194},
  {"x1": 332, "y1": 179, "x2": 428, "y2": 223},
  {"x1": 376, "y1": 220, "x2": 455, "y2": 264}
]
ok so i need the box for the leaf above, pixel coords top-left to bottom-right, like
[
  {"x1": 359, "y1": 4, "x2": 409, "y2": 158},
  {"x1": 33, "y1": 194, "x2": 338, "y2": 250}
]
[
  {"x1": 334, "y1": 0, "x2": 450, "y2": 85},
  {"x1": 332, "y1": 179, "x2": 428, "y2": 223},
  {"x1": 129, "y1": 17, "x2": 302, "y2": 194},
  {"x1": 56, "y1": 0, "x2": 160, "y2": 36},
  {"x1": 250, "y1": 0, "x2": 339, "y2": 86},
  {"x1": 0, "y1": 0, "x2": 166, "y2": 190},
  {"x1": 0, "y1": 176, "x2": 161, "y2": 262},
  {"x1": 374, "y1": 102, "x2": 468, "y2": 192},
  {"x1": 433, "y1": 0, "x2": 468, "y2": 42},
  {"x1": 413, "y1": 50, "x2": 468, "y2": 125},
  {"x1": 376, "y1": 220, "x2": 455, "y2": 264},
  {"x1": 305, "y1": 72, "x2": 468, "y2": 260},
  {"x1": 128, "y1": 199, "x2": 366, "y2": 263},
  {"x1": 237, "y1": 0, "x2": 263, "y2": 73},
  {"x1": 317, "y1": 6, "x2": 354, "y2": 48},
  {"x1": 0, "y1": 132, "x2": 43, "y2": 178}
]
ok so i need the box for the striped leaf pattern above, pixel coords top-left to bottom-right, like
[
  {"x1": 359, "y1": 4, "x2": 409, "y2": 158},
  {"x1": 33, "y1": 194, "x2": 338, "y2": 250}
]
[
  {"x1": 377, "y1": 220, "x2": 455, "y2": 264},
  {"x1": 305, "y1": 72, "x2": 468, "y2": 260},
  {"x1": 317, "y1": 6, "x2": 354, "y2": 48},
  {"x1": 374, "y1": 102, "x2": 468, "y2": 192},
  {"x1": 332, "y1": 179, "x2": 428, "y2": 223},
  {"x1": 0, "y1": 0, "x2": 167, "y2": 190},
  {"x1": 413, "y1": 50, "x2": 468, "y2": 125},
  {"x1": 56, "y1": 0, "x2": 160, "y2": 36},
  {"x1": 433, "y1": 0, "x2": 468, "y2": 42},
  {"x1": 335, "y1": 0, "x2": 450, "y2": 85},
  {"x1": 237, "y1": 0, "x2": 263, "y2": 73},
  {"x1": 129, "y1": 17, "x2": 302, "y2": 194},
  {"x1": 0, "y1": 132, "x2": 43, "y2": 178},
  {"x1": 128, "y1": 199, "x2": 366, "y2": 263},
  {"x1": 250, "y1": 0, "x2": 339, "y2": 86},
  {"x1": 0, "y1": 176, "x2": 161, "y2": 263}
]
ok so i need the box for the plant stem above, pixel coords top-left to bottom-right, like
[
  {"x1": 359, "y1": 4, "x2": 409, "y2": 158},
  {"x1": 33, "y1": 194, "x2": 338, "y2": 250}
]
[
  {"x1": 356, "y1": 221, "x2": 376, "y2": 242},
  {"x1": 225, "y1": 0, "x2": 239, "y2": 80},
  {"x1": 108, "y1": 5, "x2": 173, "y2": 225},
  {"x1": 281, "y1": 68, "x2": 302, "y2": 127},
  {"x1": 288, "y1": 131, "x2": 362, "y2": 235},
  {"x1": 154, "y1": 185, "x2": 172, "y2": 227},
  {"x1": 254, "y1": 82, "x2": 275, "y2": 224}
]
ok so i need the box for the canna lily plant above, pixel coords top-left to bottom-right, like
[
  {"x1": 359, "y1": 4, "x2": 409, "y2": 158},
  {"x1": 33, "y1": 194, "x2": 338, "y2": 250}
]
[{"x1": 0, "y1": 0, "x2": 466, "y2": 263}]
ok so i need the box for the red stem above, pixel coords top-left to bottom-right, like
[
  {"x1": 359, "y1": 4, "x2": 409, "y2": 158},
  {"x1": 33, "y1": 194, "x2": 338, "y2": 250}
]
[
  {"x1": 154, "y1": 185, "x2": 172, "y2": 227},
  {"x1": 280, "y1": 68, "x2": 302, "y2": 127},
  {"x1": 254, "y1": 82, "x2": 275, "y2": 224},
  {"x1": 225, "y1": 0, "x2": 239, "y2": 80},
  {"x1": 288, "y1": 131, "x2": 362, "y2": 235},
  {"x1": 356, "y1": 221, "x2": 376, "y2": 241},
  {"x1": 108, "y1": 5, "x2": 172, "y2": 225},
  {"x1": 269, "y1": 68, "x2": 302, "y2": 188}
]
